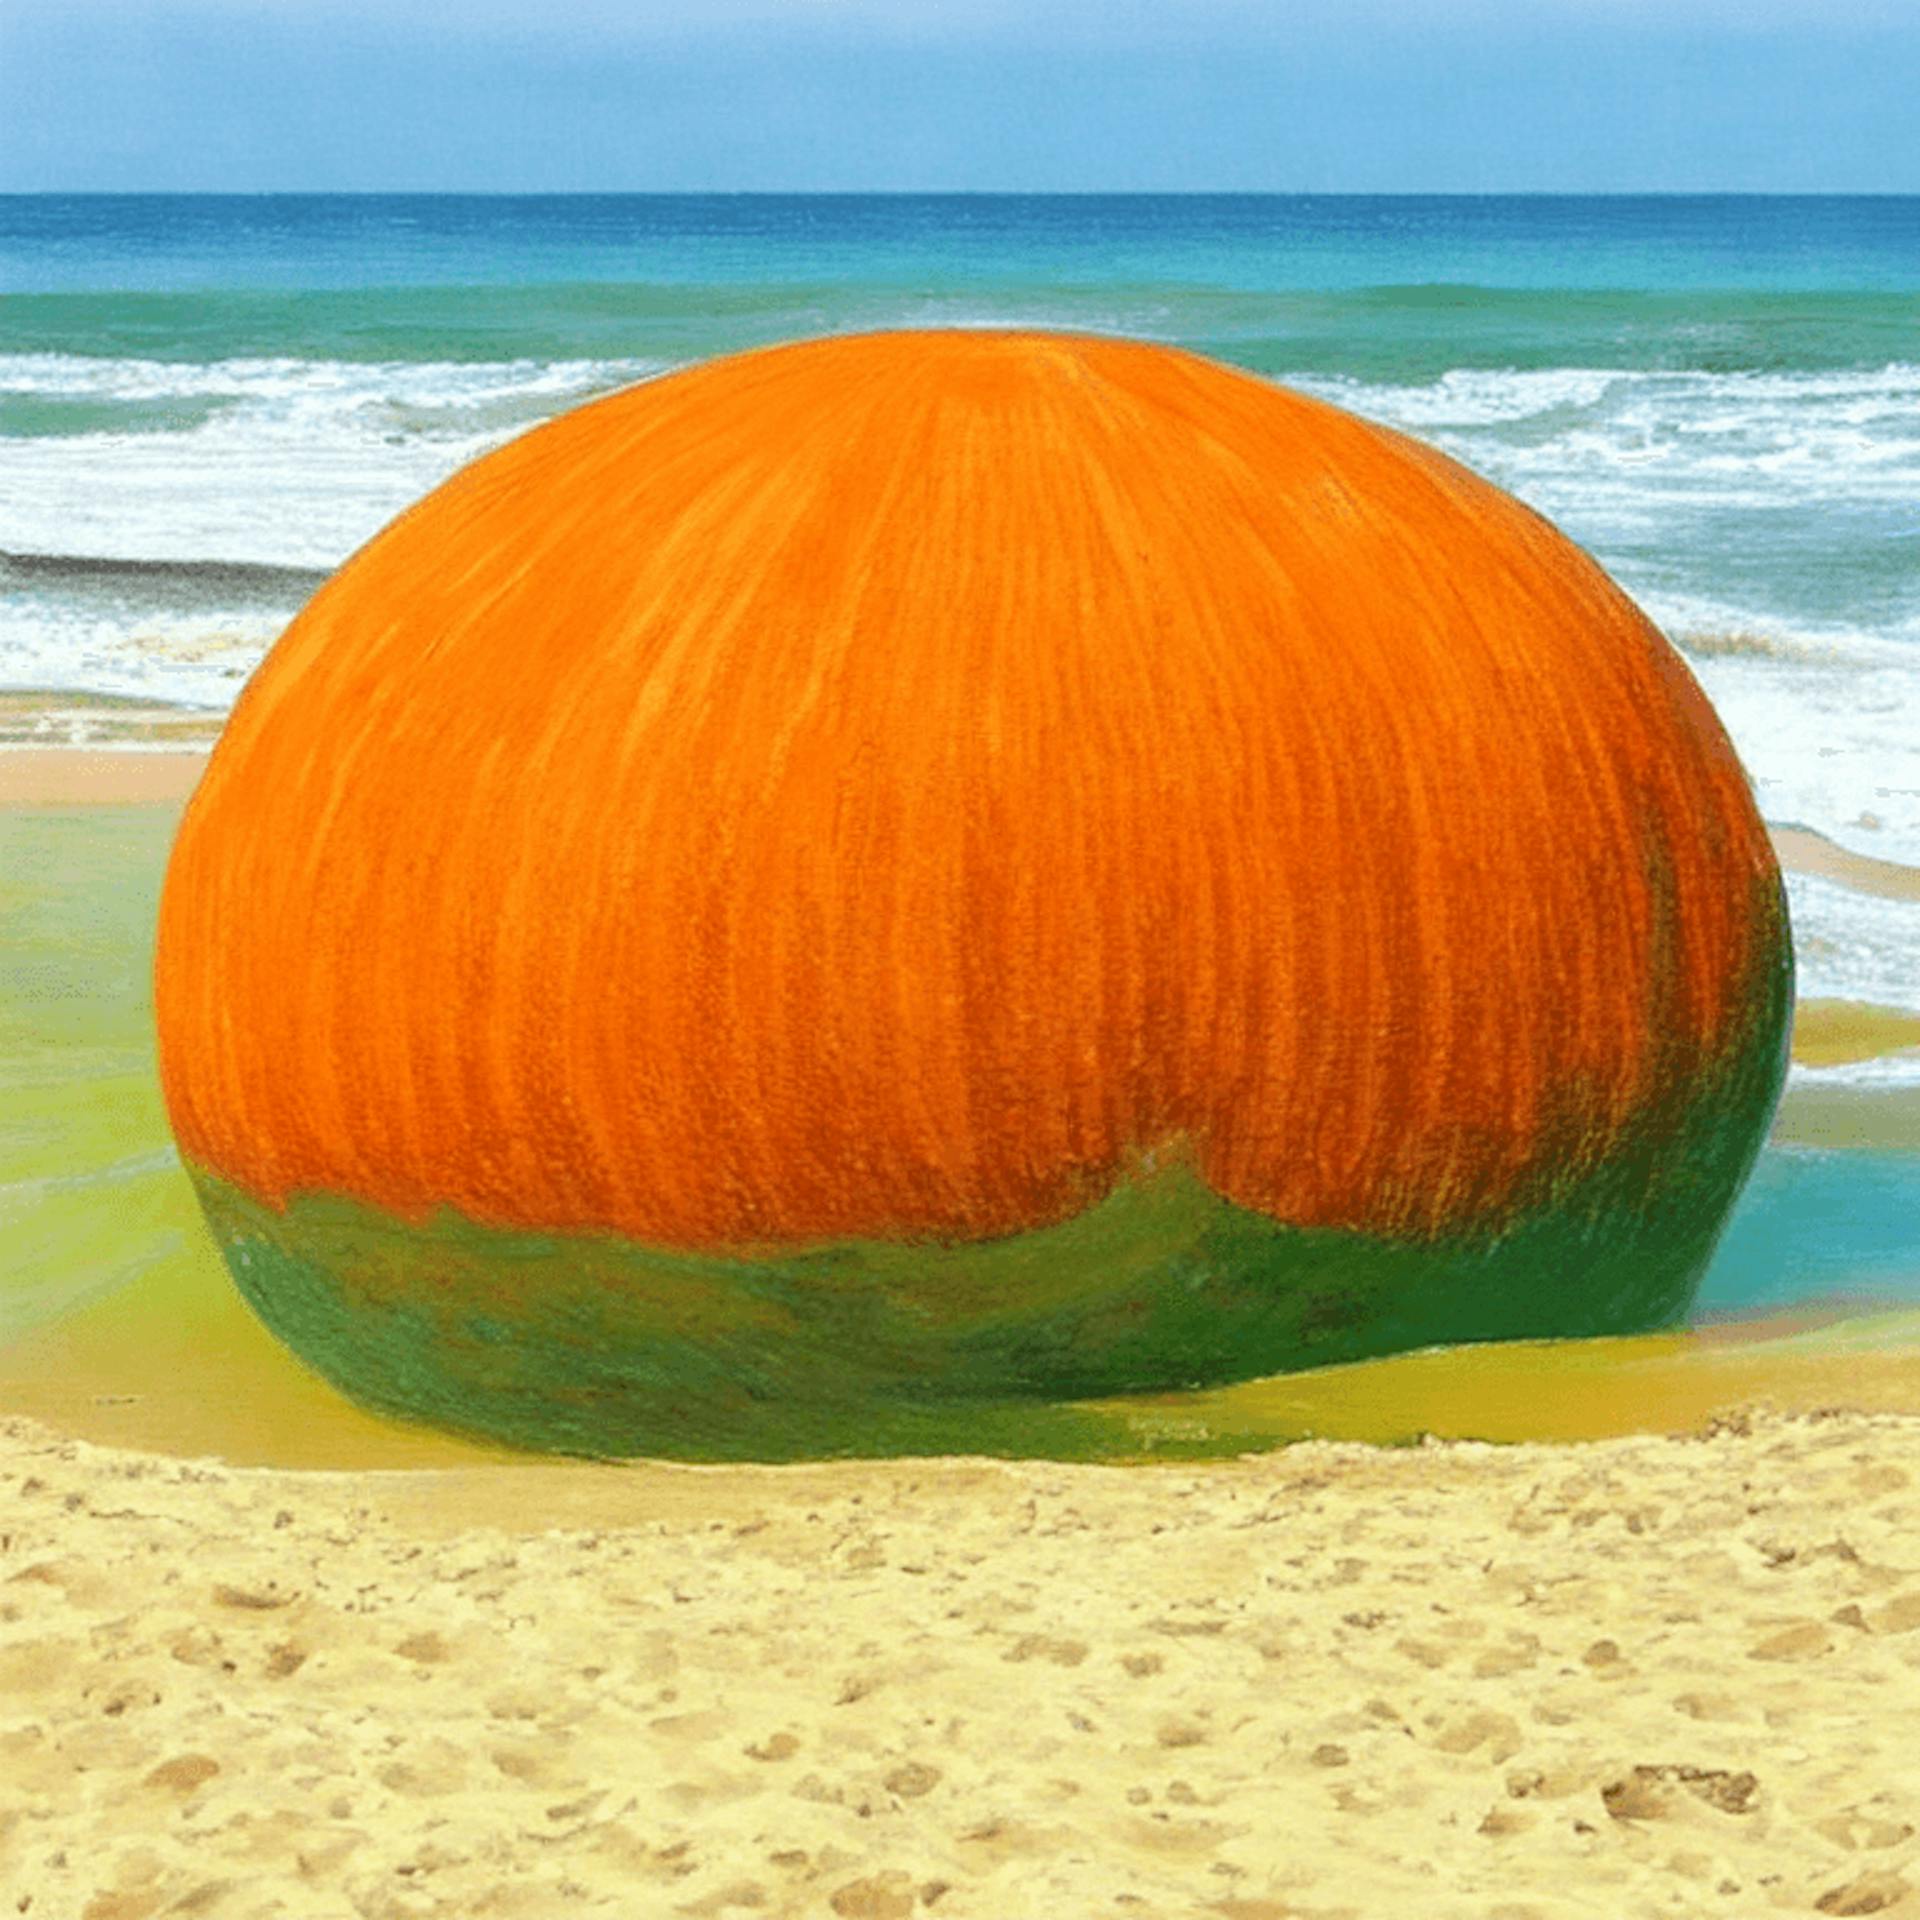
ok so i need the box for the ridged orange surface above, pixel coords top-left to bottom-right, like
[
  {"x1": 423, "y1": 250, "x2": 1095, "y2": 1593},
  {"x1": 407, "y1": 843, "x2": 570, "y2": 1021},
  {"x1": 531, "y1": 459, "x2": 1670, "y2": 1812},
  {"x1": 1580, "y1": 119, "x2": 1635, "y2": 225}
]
[{"x1": 155, "y1": 330, "x2": 1779, "y2": 1251}]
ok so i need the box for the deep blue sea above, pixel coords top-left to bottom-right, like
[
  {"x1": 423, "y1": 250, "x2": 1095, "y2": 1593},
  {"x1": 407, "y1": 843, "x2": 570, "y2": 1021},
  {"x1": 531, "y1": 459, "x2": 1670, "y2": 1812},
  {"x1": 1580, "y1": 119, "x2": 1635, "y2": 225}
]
[{"x1": 2, "y1": 194, "x2": 1916, "y2": 1320}]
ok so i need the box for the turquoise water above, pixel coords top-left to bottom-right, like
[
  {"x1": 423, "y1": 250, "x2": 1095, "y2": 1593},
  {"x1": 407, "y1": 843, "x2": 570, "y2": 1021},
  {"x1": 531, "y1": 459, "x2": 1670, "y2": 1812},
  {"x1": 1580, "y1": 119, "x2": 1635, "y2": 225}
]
[
  {"x1": 4, "y1": 197, "x2": 1917, "y2": 383},
  {"x1": 7, "y1": 280, "x2": 1913, "y2": 378},
  {"x1": 6, "y1": 193, "x2": 1917, "y2": 297},
  {"x1": 1700, "y1": 1148, "x2": 1920, "y2": 1320}
]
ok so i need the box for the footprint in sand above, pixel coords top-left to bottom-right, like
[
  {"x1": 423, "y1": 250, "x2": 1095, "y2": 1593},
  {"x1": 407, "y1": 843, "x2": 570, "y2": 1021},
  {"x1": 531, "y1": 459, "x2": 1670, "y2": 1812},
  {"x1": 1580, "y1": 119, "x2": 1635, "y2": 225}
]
[
  {"x1": 829, "y1": 1873, "x2": 918, "y2": 1919},
  {"x1": 1812, "y1": 1808, "x2": 1916, "y2": 1852},
  {"x1": 140, "y1": 1753, "x2": 220, "y2": 1798},
  {"x1": 1003, "y1": 1633, "x2": 1089, "y2": 1666},
  {"x1": 1427, "y1": 1709, "x2": 1523, "y2": 1761},
  {"x1": 1747, "y1": 1620, "x2": 1834, "y2": 1660},
  {"x1": 1816, "y1": 1870, "x2": 1911, "y2": 1915},
  {"x1": 1600, "y1": 1765, "x2": 1760, "y2": 1822},
  {"x1": 881, "y1": 1761, "x2": 940, "y2": 1799},
  {"x1": 1866, "y1": 1592, "x2": 1920, "y2": 1635}
]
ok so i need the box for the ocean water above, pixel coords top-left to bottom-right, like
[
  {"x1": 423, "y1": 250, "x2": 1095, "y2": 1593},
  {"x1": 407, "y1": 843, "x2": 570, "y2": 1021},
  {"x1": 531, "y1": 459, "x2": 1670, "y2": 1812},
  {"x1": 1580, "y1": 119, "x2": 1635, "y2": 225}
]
[{"x1": 4, "y1": 194, "x2": 1918, "y2": 1049}]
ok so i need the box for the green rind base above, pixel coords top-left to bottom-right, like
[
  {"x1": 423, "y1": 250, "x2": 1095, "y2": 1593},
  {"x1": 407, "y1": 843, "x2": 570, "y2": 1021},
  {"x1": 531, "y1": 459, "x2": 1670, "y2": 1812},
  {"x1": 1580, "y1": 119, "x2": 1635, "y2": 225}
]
[
  {"x1": 187, "y1": 877, "x2": 1793, "y2": 1463},
  {"x1": 190, "y1": 1047, "x2": 1787, "y2": 1460}
]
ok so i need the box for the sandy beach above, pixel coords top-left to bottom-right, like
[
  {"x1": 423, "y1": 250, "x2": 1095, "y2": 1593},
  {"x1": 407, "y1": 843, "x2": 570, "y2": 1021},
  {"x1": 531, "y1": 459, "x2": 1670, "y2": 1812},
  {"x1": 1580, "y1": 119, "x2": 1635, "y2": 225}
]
[
  {"x1": 5, "y1": 1409, "x2": 1920, "y2": 1918},
  {"x1": 5, "y1": 749, "x2": 1920, "y2": 1914}
]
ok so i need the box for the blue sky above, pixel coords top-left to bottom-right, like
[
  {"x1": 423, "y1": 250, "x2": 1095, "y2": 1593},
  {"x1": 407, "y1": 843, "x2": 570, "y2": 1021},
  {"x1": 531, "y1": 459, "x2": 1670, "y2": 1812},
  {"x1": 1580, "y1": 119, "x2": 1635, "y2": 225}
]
[{"x1": 3, "y1": 0, "x2": 1915, "y2": 193}]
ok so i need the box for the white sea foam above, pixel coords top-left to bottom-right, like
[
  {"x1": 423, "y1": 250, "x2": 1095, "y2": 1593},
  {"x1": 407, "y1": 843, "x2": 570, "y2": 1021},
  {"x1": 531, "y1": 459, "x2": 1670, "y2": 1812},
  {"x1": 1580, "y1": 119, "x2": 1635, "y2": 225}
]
[
  {"x1": 1638, "y1": 596, "x2": 1920, "y2": 870},
  {"x1": 1788, "y1": 1052, "x2": 1920, "y2": 1092},
  {"x1": 0, "y1": 600, "x2": 279, "y2": 712},
  {"x1": 1303, "y1": 362, "x2": 1920, "y2": 514},
  {"x1": 0, "y1": 353, "x2": 664, "y2": 568},
  {"x1": 0, "y1": 352, "x2": 666, "y2": 706},
  {"x1": 0, "y1": 350, "x2": 659, "y2": 410},
  {"x1": 1785, "y1": 871, "x2": 1920, "y2": 1016}
]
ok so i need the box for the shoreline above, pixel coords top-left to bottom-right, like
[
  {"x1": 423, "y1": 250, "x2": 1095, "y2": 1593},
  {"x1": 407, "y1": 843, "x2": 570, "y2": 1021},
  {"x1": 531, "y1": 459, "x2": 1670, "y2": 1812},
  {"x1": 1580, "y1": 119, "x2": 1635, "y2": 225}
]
[{"x1": 8, "y1": 746, "x2": 1917, "y2": 1078}]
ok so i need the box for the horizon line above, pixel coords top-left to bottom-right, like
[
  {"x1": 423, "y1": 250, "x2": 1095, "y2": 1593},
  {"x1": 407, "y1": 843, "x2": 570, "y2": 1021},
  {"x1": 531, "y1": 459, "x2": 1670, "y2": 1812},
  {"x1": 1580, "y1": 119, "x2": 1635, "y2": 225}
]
[{"x1": 6, "y1": 187, "x2": 1919, "y2": 200}]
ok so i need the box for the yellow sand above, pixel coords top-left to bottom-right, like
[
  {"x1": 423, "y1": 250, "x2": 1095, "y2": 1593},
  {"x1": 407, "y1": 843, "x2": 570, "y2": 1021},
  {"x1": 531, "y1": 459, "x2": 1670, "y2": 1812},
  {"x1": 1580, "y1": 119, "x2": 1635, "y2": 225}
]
[{"x1": 5, "y1": 1409, "x2": 1920, "y2": 1917}]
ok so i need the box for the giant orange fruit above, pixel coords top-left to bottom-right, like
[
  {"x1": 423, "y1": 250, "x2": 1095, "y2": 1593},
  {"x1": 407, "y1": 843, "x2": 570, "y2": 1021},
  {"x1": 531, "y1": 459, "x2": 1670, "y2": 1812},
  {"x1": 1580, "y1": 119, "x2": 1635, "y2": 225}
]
[{"x1": 155, "y1": 330, "x2": 1791, "y2": 1459}]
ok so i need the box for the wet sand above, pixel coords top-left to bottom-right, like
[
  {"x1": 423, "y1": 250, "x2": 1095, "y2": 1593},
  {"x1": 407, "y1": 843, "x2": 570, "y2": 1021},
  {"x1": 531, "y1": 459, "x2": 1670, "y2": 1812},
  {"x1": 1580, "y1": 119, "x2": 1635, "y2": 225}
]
[
  {"x1": 1774, "y1": 1083, "x2": 1920, "y2": 1155},
  {"x1": 9, "y1": 1181, "x2": 1920, "y2": 1469},
  {"x1": 0, "y1": 744, "x2": 209, "y2": 806},
  {"x1": 1792, "y1": 1001, "x2": 1920, "y2": 1070},
  {"x1": 1772, "y1": 825, "x2": 1920, "y2": 905}
]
